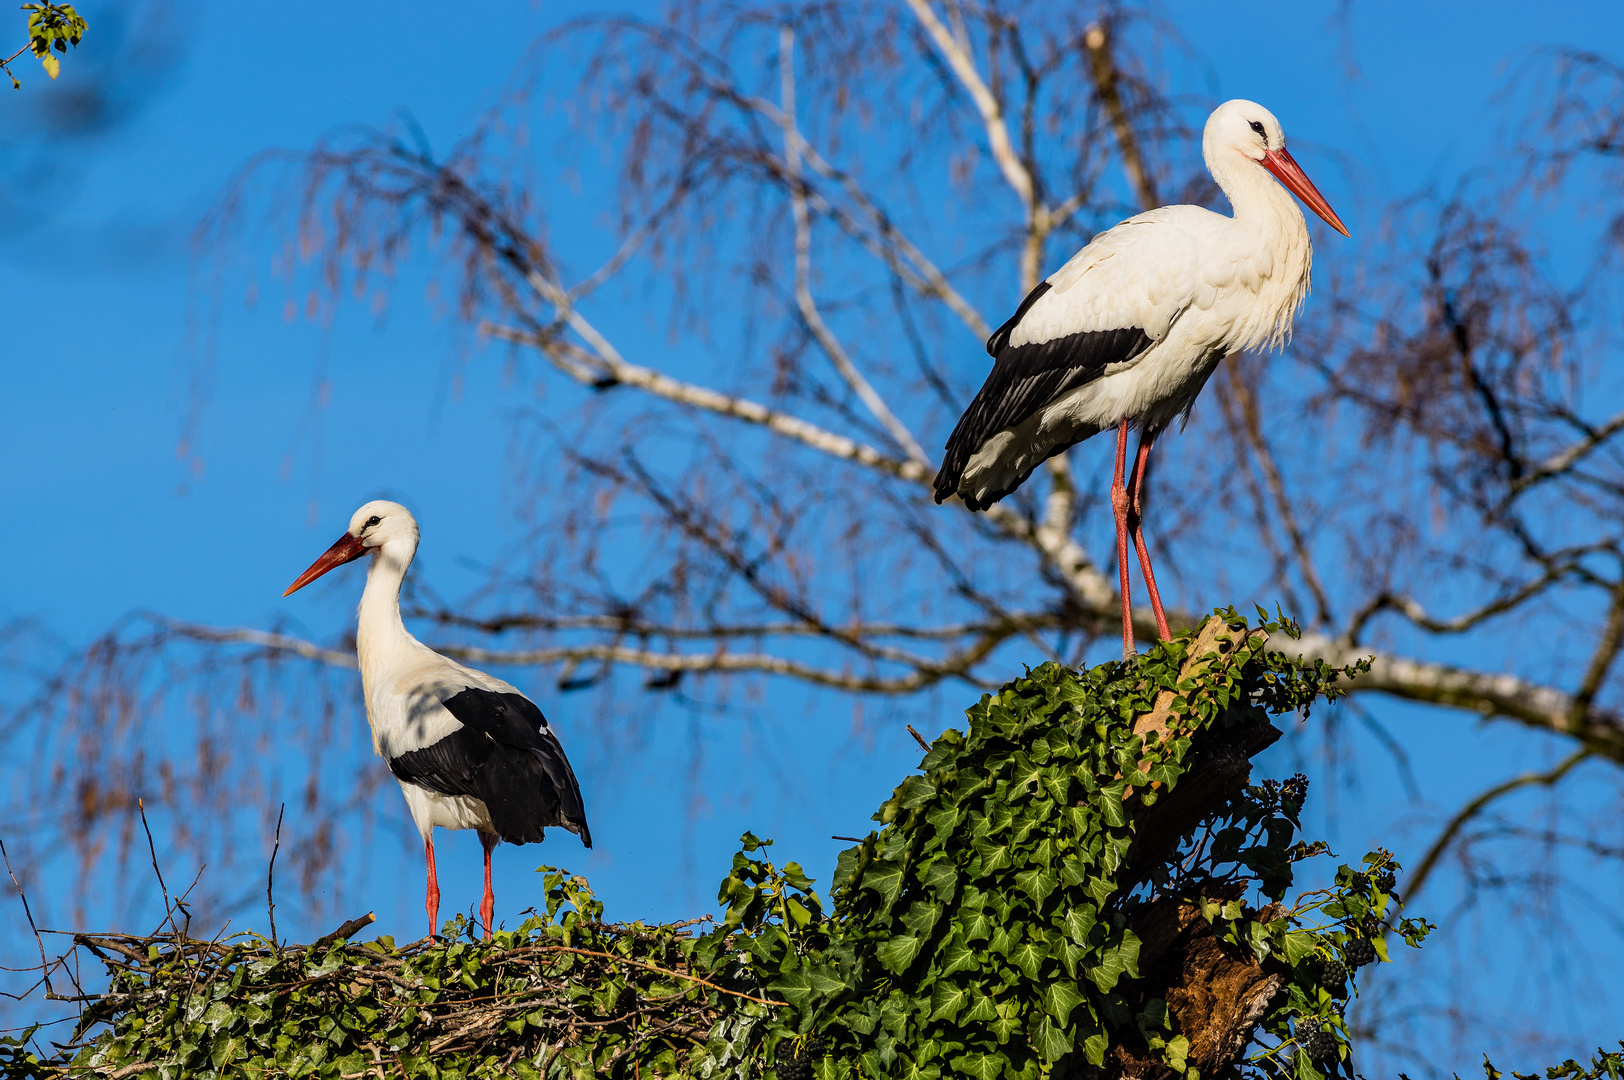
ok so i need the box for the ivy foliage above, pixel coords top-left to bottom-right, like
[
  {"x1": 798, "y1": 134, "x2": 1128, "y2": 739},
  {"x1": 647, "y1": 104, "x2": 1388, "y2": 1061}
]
[
  {"x1": 726, "y1": 608, "x2": 1426, "y2": 1080},
  {"x1": 4, "y1": 611, "x2": 1439, "y2": 1080},
  {"x1": 1443, "y1": 1045, "x2": 1624, "y2": 1080}
]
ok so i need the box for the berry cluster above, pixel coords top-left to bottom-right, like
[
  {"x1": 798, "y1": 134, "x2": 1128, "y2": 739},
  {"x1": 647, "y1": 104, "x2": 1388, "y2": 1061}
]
[
  {"x1": 1280, "y1": 773, "x2": 1310, "y2": 805},
  {"x1": 1316, "y1": 956, "x2": 1348, "y2": 986},
  {"x1": 776, "y1": 1036, "x2": 828, "y2": 1080},
  {"x1": 1344, "y1": 936, "x2": 1376, "y2": 969},
  {"x1": 1296, "y1": 1017, "x2": 1338, "y2": 1061},
  {"x1": 1255, "y1": 774, "x2": 1311, "y2": 814}
]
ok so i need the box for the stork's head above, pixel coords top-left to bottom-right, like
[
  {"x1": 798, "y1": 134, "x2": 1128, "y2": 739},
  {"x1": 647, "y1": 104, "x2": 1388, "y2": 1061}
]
[
  {"x1": 1204, "y1": 99, "x2": 1350, "y2": 238},
  {"x1": 283, "y1": 499, "x2": 420, "y2": 597}
]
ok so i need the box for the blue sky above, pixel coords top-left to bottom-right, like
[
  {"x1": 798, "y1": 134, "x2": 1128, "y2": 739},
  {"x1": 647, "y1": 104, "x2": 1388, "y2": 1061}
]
[{"x1": 2, "y1": 0, "x2": 1623, "y2": 1071}]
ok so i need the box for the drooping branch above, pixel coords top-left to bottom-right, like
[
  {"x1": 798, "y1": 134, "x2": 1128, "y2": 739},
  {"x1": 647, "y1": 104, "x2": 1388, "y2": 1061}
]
[
  {"x1": 1401, "y1": 748, "x2": 1592, "y2": 905},
  {"x1": 779, "y1": 26, "x2": 930, "y2": 467}
]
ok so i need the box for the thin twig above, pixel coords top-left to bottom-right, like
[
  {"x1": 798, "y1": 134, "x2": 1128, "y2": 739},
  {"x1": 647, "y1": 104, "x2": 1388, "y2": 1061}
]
[
  {"x1": 267, "y1": 804, "x2": 284, "y2": 950},
  {"x1": 137, "y1": 799, "x2": 181, "y2": 941},
  {"x1": 0, "y1": 835, "x2": 52, "y2": 994},
  {"x1": 530, "y1": 945, "x2": 784, "y2": 1008},
  {"x1": 1403, "y1": 749, "x2": 1591, "y2": 904},
  {"x1": 1225, "y1": 363, "x2": 1334, "y2": 627},
  {"x1": 906, "y1": 724, "x2": 932, "y2": 752}
]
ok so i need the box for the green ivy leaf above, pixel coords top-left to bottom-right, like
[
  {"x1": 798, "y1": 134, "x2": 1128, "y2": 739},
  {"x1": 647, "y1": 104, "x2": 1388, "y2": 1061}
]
[
  {"x1": 1034, "y1": 1014, "x2": 1075, "y2": 1062},
  {"x1": 877, "y1": 933, "x2": 925, "y2": 974},
  {"x1": 1014, "y1": 867, "x2": 1059, "y2": 907},
  {"x1": 950, "y1": 1050, "x2": 1006, "y2": 1080},
  {"x1": 928, "y1": 981, "x2": 970, "y2": 1023},
  {"x1": 1042, "y1": 980, "x2": 1085, "y2": 1025}
]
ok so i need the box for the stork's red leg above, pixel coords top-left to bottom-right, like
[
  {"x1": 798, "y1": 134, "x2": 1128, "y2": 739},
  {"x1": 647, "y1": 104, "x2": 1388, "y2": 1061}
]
[
  {"x1": 1110, "y1": 419, "x2": 1136, "y2": 660},
  {"x1": 479, "y1": 832, "x2": 498, "y2": 941},
  {"x1": 424, "y1": 834, "x2": 441, "y2": 940},
  {"x1": 1127, "y1": 430, "x2": 1172, "y2": 642}
]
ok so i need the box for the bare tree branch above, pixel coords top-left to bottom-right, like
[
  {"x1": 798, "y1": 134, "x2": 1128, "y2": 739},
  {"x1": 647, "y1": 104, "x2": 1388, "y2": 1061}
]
[
  {"x1": 1223, "y1": 362, "x2": 1335, "y2": 627},
  {"x1": 159, "y1": 619, "x2": 358, "y2": 670},
  {"x1": 481, "y1": 323, "x2": 930, "y2": 484},
  {"x1": 1401, "y1": 748, "x2": 1591, "y2": 905},
  {"x1": 1084, "y1": 20, "x2": 1159, "y2": 212},
  {"x1": 779, "y1": 26, "x2": 930, "y2": 466},
  {"x1": 1507, "y1": 405, "x2": 1624, "y2": 497},
  {"x1": 1291, "y1": 632, "x2": 1624, "y2": 760},
  {"x1": 903, "y1": 0, "x2": 1033, "y2": 212}
]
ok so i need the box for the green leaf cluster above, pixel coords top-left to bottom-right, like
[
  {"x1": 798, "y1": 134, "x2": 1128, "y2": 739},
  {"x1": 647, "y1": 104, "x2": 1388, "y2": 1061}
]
[
  {"x1": 730, "y1": 609, "x2": 1396, "y2": 1080},
  {"x1": 5, "y1": 3, "x2": 85, "y2": 86}
]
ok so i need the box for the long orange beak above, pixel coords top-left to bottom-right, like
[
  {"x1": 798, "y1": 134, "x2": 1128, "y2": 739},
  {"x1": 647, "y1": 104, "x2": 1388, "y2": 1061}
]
[
  {"x1": 1262, "y1": 147, "x2": 1350, "y2": 237},
  {"x1": 283, "y1": 533, "x2": 368, "y2": 597}
]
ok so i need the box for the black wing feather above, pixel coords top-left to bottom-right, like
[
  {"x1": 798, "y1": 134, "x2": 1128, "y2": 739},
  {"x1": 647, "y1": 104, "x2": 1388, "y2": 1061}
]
[
  {"x1": 935, "y1": 303, "x2": 1153, "y2": 507},
  {"x1": 388, "y1": 688, "x2": 593, "y2": 848},
  {"x1": 985, "y1": 280, "x2": 1052, "y2": 357}
]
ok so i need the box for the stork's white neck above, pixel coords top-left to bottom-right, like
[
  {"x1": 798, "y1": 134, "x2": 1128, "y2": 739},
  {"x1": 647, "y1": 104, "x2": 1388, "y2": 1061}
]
[
  {"x1": 1200, "y1": 142, "x2": 1314, "y2": 352},
  {"x1": 356, "y1": 535, "x2": 422, "y2": 683},
  {"x1": 1206, "y1": 147, "x2": 1307, "y2": 238}
]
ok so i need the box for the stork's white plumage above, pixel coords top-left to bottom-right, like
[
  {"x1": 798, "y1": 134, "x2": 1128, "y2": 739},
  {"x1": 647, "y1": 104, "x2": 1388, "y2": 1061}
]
[
  {"x1": 284, "y1": 501, "x2": 591, "y2": 939},
  {"x1": 934, "y1": 99, "x2": 1349, "y2": 657}
]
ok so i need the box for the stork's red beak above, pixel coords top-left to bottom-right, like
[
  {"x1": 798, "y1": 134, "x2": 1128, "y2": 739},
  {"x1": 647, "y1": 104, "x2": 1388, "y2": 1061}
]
[
  {"x1": 283, "y1": 533, "x2": 368, "y2": 597},
  {"x1": 1261, "y1": 148, "x2": 1350, "y2": 238}
]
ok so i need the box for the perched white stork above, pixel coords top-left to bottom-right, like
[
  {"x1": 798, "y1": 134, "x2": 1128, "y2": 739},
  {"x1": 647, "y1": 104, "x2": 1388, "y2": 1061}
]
[
  {"x1": 933, "y1": 99, "x2": 1349, "y2": 658},
  {"x1": 283, "y1": 500, "x2": 592, "y2": 940}
]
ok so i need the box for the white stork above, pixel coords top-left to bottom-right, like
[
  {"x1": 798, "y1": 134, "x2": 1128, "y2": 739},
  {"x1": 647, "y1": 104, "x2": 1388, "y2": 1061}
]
[
  {"x1": 283, "y1": 500, "x2": 592, "y2": 940},
  {"x1": 933, "y1": 99, "x2": 1349, "y2": 658}
]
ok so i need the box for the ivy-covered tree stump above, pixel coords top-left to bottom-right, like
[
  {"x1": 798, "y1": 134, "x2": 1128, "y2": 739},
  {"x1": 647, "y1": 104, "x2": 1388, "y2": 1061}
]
[
  {"x1": 0, "y1": 611, "x2": 1432, "y2": 1080},
  {"x1": 778, "y1": 609, "x2": 1424, "y2": 1080}
]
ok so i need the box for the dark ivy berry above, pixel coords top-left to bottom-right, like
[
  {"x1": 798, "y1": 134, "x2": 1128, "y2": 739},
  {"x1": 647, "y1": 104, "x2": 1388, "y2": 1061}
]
[
  {"x1": 777, "y1": 1037, "x2": 827, "y2": 1080},
  {"x1": 1282, "y1": 773, "x2": 1310, "y2": 804},
  {"x1": 1360, "y1": 914, "x2": 1384, "y2": 938},
  {"x1": 1345, "y1": 937, "x2": 1376, "y2": 968},
  {"x1": 1296, "y1": 1016, "x2": 1338, "y2": 1059},
  {"x1": 1317, "y1": 957, "x2": 1348, "y2": 985},
  {"x1": 1302, "y1": 1027, "x2": 1338, "y2": 1061},
  {"x1": 1375, "y1": 869, "x2": 1397, "y2": 893}
]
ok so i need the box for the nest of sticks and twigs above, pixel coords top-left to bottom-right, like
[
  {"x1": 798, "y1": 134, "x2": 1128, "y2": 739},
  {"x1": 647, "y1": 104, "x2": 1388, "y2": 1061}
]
[{"x1": 3, "y1": 883, "x2": 775, "y2": 1080}]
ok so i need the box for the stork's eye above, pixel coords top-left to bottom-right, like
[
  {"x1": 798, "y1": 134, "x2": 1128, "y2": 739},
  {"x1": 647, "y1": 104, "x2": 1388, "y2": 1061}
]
[
  {"x1": 365, "y1": 516, "x2": 382, "y2": 528},
  {"x1": 1249, "y1": 120, "x2": 1266, "y2": 137}
]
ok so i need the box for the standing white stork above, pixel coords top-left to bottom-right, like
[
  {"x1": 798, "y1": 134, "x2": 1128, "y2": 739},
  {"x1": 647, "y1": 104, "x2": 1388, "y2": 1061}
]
[
  {"x1": 933, "y1": 99, "x2": 1349, "y2": 658},
  {"x1": 283, "y1": 500, "x2": 592, "y2": 940}
]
